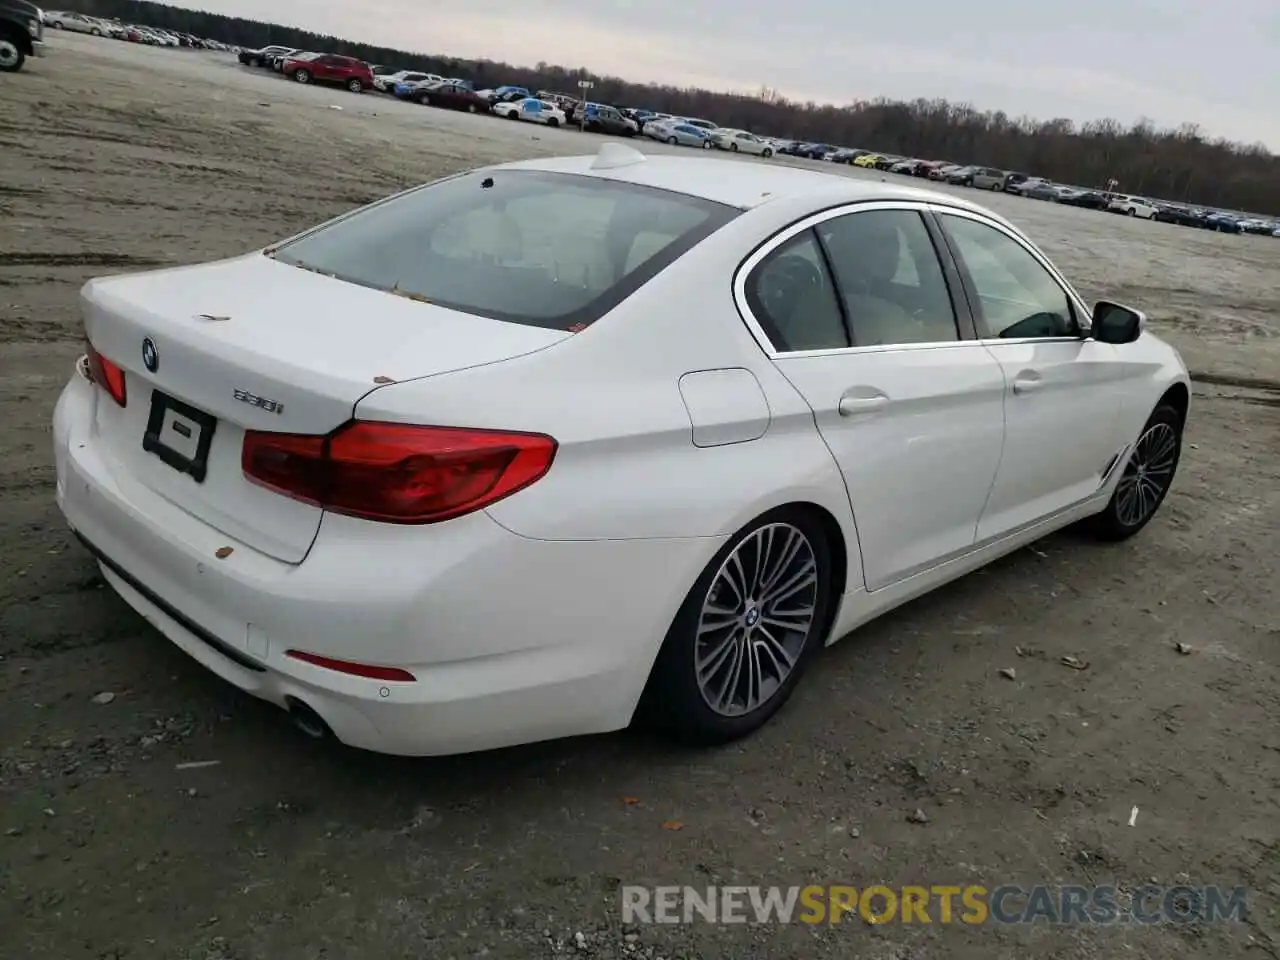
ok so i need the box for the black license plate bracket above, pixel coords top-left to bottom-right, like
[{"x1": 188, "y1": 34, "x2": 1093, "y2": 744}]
[{"x1": 143, "y1": 390, "x2": 217, "y2": 483}]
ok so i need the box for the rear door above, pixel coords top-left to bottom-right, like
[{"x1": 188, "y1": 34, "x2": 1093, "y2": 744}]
[
  {"x1": 742, "y1": 202, "x2": 1007, "y2": 591},
  {"x1": 933, "y1": 209, "x2": 1136, "y2": 540},
  {"x1": 314, "y1": 55, "x2": 341, "y2": 81}
]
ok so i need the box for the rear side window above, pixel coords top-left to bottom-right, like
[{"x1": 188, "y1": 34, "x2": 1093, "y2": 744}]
[
  {"x1": 744, "y1": 230, "x2": 848, "y2": 352},
  {"x1": 270, "y1": 170, "x2": 738, "y2": 331}
]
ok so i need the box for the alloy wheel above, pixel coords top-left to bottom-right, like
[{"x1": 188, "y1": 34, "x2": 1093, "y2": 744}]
[
  {"x1": 1114, "y1": 422, "x2": 1178, "y2": 527},
  {"x1": 694, "y1": 522, "x2": 818, "y2": 717}
]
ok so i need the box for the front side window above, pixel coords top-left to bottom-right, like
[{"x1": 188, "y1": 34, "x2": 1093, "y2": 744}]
[
  {"x1": 938, "y1": 214, "x2": 1077, "y2": 339},
  {"x1": 816, "y1": 210, "x2": 959, "y2": 346},
  {"x1": 270, "y1": 170, "x2": 738, "y2": 331}
]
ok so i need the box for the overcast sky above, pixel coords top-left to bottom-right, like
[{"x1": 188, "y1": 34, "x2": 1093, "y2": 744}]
[{"x1": 175, "y1": 0, "x2": 1279, "y2": 148}]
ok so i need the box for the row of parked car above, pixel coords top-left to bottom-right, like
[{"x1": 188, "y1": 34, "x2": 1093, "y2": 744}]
[
  {"x1": 770, "y1": 145, "x2": 1280, "y2": 236},
  {"x1": 41, "y1": 9, "x2": 229, "y2": 48},
  {"x1": 232, "y1": 46, "x2": 794, "y2": 154},
  {"x1": 226, "y1": 42, "x2": 1278, "y2": 235},
  {"x1": 234, "y1": 46, "x2": 719, "y2": 141}
]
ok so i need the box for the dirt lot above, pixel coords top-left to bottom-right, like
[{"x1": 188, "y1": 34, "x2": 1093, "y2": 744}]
[{"x1": 3, "y1": 33, "x2": 1279, "y2": 960}]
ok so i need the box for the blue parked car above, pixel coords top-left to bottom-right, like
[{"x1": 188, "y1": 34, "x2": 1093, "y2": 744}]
[
  {"x1": 393, "y1": 79, "x2": 430, "y2": 100},
  {"x1": 489, "y1": 85, "x2": 530, "y2": 102},
  {"x1": 796, "y1": 142, "x2": 836, "y2": 160}
]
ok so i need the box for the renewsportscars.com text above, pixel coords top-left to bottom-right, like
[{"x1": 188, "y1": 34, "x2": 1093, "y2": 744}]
[{"x1": 621, "y1": 884, "x2": 1249, "y2": 926}]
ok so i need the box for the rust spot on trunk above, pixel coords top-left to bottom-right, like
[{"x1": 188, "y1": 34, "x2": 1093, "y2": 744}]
[{"x1": 215, "y1": 546, "x2": 234, "y2": 559}]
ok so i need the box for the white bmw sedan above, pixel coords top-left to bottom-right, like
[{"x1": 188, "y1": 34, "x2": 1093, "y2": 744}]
[{"x1": 53, "y1": 144, "x2": 1190, "y2": 756}]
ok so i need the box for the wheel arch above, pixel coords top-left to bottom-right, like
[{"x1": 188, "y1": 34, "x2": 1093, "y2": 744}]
[
  {"x1": 782, "y1": 501, "x2": 848, "y2": 642},
  {"x1": 632, "y1": 498, "x2": 850, "y2": 728},
  {"x1": 1159, "y1": 380, "x2": 1190, "y2": 425},
  {"x1": 0, "y1": 20, "x2": 33, "y2": 53}
]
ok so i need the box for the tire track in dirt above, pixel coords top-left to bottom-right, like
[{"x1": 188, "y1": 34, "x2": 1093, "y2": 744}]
[
  {"x1": 1191, "y1": 371, "x2": 1280, "y2": 393},
  {"x1": 0, "y1": 252, "x2": 170, "y2": 268}
]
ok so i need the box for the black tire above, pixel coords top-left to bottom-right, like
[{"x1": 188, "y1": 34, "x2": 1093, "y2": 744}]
[
  {"x1": 467, "y1": 103, "x2": 478, "y2": 113},
  {"x1": 1127, "y1": 208, "x2": 1136, "y2": 217},
  {"x1": 293, "y1": 69, "x2": 310, "y2": 84},
  {"x1": 347, "y1": 78, "x2": 363, "y2": 93},
  {"x1": 0, "y1": 36, "x2": 24, "y2": 73},
  {"x1": 505, "y1": 110, "x2": 518, "y2": 120},
  {"x1": 1087, "y1": 403, "x2": 1183, "y2": 541},
  {"x1": 418, "y1": 94, "x2": 431, "y2": 105},
  {"x1": 638, "y1": 507, "x2": 836, "y2": 745},
  {"x1": 730, "y1": 142, "x2": 739, "y2": 152},
  {"x1": 762, "y1": 148, "x2": 773, "y2": 158},
  {"x1": 546, "y1": 117, "x2": 559, "y2": 128},
  {"x1": 667, "y1": 135, "x2": 678, "y2": 145}
]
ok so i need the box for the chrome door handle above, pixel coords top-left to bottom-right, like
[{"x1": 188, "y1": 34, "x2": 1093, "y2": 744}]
[
  {"x1": 1013, "y1": 376, "x2": 1042, "y2": 395},
  {"x1": 838, "y1": 394, "x2": 889, "y2": 416}
]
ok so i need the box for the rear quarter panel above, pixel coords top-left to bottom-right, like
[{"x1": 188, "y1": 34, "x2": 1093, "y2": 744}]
[{"x1": 351, "y1": 207, "x2": 862, "y2": 561}]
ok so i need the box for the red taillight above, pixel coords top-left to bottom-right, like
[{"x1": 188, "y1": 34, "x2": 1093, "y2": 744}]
[
  {"x1": 242, "y1": 421, "x2": 557, "y2": 524},
  {"x1": 85, "y1": 341, "x2": 127, "y2": 406},
  {"x1": 285, "y1": 650, "x2": 416, "y2": 682}
]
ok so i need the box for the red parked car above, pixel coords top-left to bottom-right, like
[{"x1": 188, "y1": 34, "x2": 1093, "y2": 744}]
[{"x1": 282, "y1": 53, "x2": 374, "y2": 93}]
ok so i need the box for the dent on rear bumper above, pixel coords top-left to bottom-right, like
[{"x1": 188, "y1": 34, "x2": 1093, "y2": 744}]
[{"x1": 52, "y1": 371, "x2": 717, "y2": 755}]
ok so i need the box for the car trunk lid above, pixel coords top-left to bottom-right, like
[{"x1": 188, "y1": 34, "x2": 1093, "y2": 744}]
[{"x1": 81, "y1": 253, "x2": 570, "y2": 563}]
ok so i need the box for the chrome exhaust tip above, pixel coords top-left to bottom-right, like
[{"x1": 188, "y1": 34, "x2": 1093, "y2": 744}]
[{"x1": 285, "y1": 697, "x2": 332, "y2": 740}]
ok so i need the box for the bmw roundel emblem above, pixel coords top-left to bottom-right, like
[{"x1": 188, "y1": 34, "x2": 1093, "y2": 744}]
[{"x1": 141, "y1": 337, "x2": 159, "y2": 373}]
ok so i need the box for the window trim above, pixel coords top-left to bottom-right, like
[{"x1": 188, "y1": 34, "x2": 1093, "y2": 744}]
[
  {"x1": 930, "y1": 206, "x2": 1094, "y2": 342},
  {"x1": 731, "y1": 200, "x2": 979, "y2": 358}
]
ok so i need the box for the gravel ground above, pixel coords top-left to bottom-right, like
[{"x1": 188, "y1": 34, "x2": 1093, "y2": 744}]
[{"x1": 3, "y1": 33, "x2": 1279, "y2": 960}]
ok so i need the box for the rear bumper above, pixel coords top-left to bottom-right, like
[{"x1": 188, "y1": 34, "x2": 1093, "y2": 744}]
[{"x1": 53, "y1": 367, "x2": 716, "y2": 756}]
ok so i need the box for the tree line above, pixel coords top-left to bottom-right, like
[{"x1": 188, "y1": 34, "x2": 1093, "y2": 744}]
[{"x1": 75, "y1": 0, "x2": 1280, "y2": 215}]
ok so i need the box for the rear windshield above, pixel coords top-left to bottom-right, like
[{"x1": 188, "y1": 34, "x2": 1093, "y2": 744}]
[{"x1": 269, "y1": 170, "x2": 738, "y2": 330}]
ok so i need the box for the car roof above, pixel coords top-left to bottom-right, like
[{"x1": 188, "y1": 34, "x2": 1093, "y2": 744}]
[{"x1": 491, "y1": 153, "x2": 1001, "y2": 214}]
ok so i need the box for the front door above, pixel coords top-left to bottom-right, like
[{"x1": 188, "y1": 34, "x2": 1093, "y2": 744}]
[
  {"x1": 745, "y1": 205, "x2": 1007, "y2": 591},
  {"x1": 934, "y1": 211, "x2": 1135, "y2": 541}
]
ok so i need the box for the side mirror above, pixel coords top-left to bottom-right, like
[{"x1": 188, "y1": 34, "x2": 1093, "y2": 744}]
[{"x1": 1091, "y1": 301, "x2": 1146, "y2": 344}]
